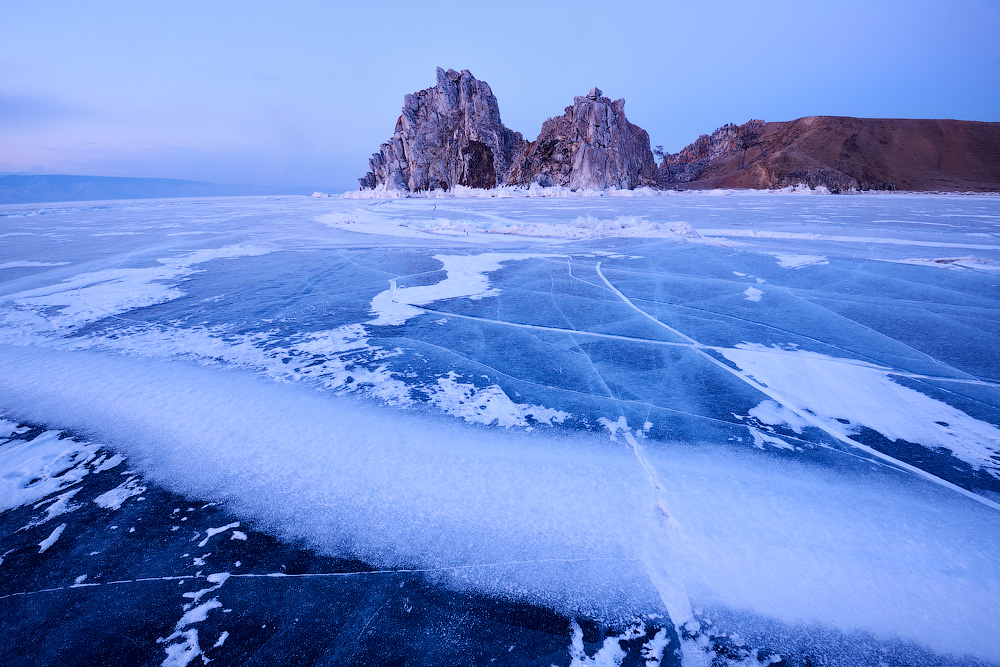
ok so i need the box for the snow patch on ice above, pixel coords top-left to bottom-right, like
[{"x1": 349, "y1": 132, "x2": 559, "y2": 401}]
[
  {"x1": 369, "y1": 253, "x2": 556, "y2": 326},
  {"x1": 38, "y1": 522, "x2": 66, "y2": 553},
  {"x1": 94, "y1": 476, "x2": 146, "y2": 510},
  {"x1": 198, "y1": 522, "x2": 240, "y2": 548},
  {"x1": 430, "y1": 372, "x2": 569, "y2": 428},
  {"x1": 749, "y1": 400, "x2": 809, "y2": 434},
  {"x1": 0, "y1": 261, "x2": 70, "y2": 270},
  {"x1": 319, "y1": 209, "x2": 698, "y2": 242},
  {"x1": 0, "y1": 429, "x2": 99, "y2": 511},
  {"x1": 720, "y1": 344, "x2": 1000, "y2": 475},
  {"x1": 1, "y1": 346, "x2": 999, "y2": 660},
  {"x1": 891, "y1": 256, "x2": 1000, "y2": 271},
  {"x1": 743, "y1": 286, "x2": 763, "y2": 302},
  {"x1": 769, "y1": 254, "x2": 829, "y2": 269},
  {"x1": 161, "y1": 572, "x2": 231, "y2": 666},
  {"x1": 343, "y1": 184, "x2": 667, "y2": 199},
  {"x1": 1, "y1": 243, "x2": 271, "y2": 335},
  {"x1": 747, "y1": 426, "x2": 796, "y2": 451}
]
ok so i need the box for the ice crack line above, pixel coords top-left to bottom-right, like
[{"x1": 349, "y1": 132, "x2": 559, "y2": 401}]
[
  {"x1": 0, "y1": 557, "x2": 640, "y2": 602},
  {"x1": 594, "y1": 261, "x2": 1000, "y2": 513},
  {"x1": 416, "y1": 306, "x2": 999, "y2": 389}
]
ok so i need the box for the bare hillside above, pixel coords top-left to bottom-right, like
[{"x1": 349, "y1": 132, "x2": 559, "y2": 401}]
[{"x1": 661, "y1": 117, "x2": 1000, "y2": 192}]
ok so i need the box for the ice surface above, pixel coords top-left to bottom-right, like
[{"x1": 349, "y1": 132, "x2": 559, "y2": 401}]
[{"x1": 2, "y1": 192, "x2": 1000, "y2": 664}]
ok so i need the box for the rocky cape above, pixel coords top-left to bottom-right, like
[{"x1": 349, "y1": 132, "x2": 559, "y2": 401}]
[
  {"x1": 660, "y1": 116, "x2": 1000, "y2": 193},
  {"x1": 359, "y1": 68, "x2": 658, "y2": 193}
]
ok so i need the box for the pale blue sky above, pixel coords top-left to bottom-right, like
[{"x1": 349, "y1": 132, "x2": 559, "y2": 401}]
[{"x1": 3, "y1": 0, "x2": 999, "y2": 189}]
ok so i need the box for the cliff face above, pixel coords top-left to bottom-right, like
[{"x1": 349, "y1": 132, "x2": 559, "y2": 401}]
[
  {"x1": 359, "y1": 68, "x2": 527, "y2": 192},
  {"x1": 661, "y1": 117, "x2": 1000, "y2": 193},
  {"x1": 360, "y1": 72, "x2": 656, "y2": 192},
  {"x1": 513, "y1": 88, "x2": 658, "y2": 190}
]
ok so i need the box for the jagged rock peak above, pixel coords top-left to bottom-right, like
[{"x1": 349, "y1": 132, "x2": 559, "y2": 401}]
[
  {"x1": 358, "y1": 67, "x2": 525, "y2": 192},
  {"x1": 359, "y1": 70, "x2": 658, "y2": 192},
  {"x1": 512, "y1": 87, "x2": 658, "y2": 190}
]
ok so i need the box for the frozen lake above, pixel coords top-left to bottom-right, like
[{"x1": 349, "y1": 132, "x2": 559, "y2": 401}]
[{"x1": 1, "y1": 191, "x2": 999, "y2": 666}]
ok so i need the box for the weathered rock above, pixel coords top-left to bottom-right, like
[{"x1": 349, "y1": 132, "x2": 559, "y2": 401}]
[
  {"x1": 659, "y1": 120, "x2": 765, "y2": 184},
  {"x1": 359, "y1": 68, "x2": 526, "y2": 192},
  {"x1": 660, "y1": 116, "x2": 1000, "y2": 192},
  {"x1": 512, "y1": 90, "x2": 659, "y2": 190},
  {"x1": 360, "y1": 69, "x2": 658, "y2": 192}
]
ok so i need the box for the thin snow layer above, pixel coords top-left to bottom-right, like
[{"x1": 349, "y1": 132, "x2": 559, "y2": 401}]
[
  {"x1": 369, "y1": 253, "x2": 556, "y2": 326},
  {"x1": 0, "y1": 345, "x2": 998, "y2": 661},
  {"x1": 342, "y1": 184, "x2": 667, "y2": 199},
  {"x1": 2, "y1": 244, "x2": 271, "y2": 334},
  {"x1": 0, "y1": 428, "x2": 99, "y2": 511},
  {"x1": 891, "y1": 256, "x2": 1000, "y2": 271},
  {"x1": 720, "y1": 344, "x2": 1000, "y2": 474},
  {"x1": 38, "y1": 522, "x2": 66, "y2": 553},
  {"x1": 319, "y1": 209, "x2": 699, "y2": 242},
  {"x1": 742, "y1": 286, "x2": 763, "y2": 302},
  {"x1": 93, "y1": 476, "x2": 146, "y2": 510},
  {"x1": 0, "y1": 261, "x2": 70, "y2": 270},
  {"x1": 697, "y1": 228, "x2": 1000, "y2": 251},
  {"x1": 769, "y1": 254, "x2": 828, "y2": 269}
]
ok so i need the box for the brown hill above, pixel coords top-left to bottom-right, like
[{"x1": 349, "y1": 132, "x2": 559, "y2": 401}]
[{"x1": 660, "y1": 116, "x2": 1000, "y2": 192}]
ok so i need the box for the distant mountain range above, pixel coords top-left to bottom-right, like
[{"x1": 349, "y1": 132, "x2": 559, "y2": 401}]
[
  {"x1": 0, "y1": 175, "x2": 324, "y2": 205},
  {"x1": 660, "y1": 117, "x2": 1000, "y2": 193}
]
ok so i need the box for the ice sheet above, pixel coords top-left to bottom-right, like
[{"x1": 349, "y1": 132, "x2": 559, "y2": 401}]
[{"x1": 2, "y1": 192, "x2": 1000, "y2": 664}]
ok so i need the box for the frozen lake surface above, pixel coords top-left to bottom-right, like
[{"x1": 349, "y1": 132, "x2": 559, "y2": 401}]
[{"x1": 1, "y1": 191, "x2": 999, "y2": 666}]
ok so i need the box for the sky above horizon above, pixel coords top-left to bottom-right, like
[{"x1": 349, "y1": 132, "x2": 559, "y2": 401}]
[{"x1": 3, "y1": 0, "x2": 999, "y2": 190}]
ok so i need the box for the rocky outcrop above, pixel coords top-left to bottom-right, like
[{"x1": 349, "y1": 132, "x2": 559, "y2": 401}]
[
  {"x1": 512, "y1": 87, "x2": 658, "y2": 190},
  {"x1": 660, "y1": 117, "x2": 1000, "y2": 193},
  {"x1": 360, "y1": 72, "x2": 657, "y2": 192},
  {"x1": 359, "y1": 68, "x2": 526, "y2": 192},
  {"x1": 660, "y1": 120, "x2": 765, "y2": 184}
]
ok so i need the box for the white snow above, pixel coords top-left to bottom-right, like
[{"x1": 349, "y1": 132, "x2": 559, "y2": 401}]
[
  {"x1": 430, "y1": 372, "x2": 569, "y2": 428},
  {"x1": 0, "y1": 429, "x2": 99, "y2": 511},
  {"x1": 891, "y1": 256, "x2": 1000, "y2": 271},
  {"x1": 38, "y1": 522, "x2": 66, "y2": 553},
  {"x1": 342, "y1": 183, "x2": 667, "y2": 200},
  {"x1": 769, "y1": 254, "x2": 829, "y2": 269},
  {"x1": 748, "y1": 400, "x2": 810, "y2": 434},
  {"x1": 177, "y1": 599, "x2": 222, "y2": 627},
  {"x1": 0, "y1": 261, "x2": 70, "y2": 270},
  {"x1": 321, "y1": 209, "x2": 698, "y2": 242},
  {"x1": 198, "y1": 523, "x2": 240, "y2": 548},
  {"x1": 94, "y1": 476, "x2": 147, "y2": 510},
  {"x1": 743, "y1": 286, "x2": 763, "y2": 302},
  {"x1": 3, "y1": 243, "x2": 271, "y2": 335},
  {"x1": 1, "y1": 345, "x2": 998, "y2": 660},
  {"x1": 747, "y1": 426, "x2": 796, "y2": 451},
  {"x1": 720, "y1": 344, "x2": 1000, "y2": 475},
  {"x1": 368, "y1": 253, "x2": 556, "y2": 326}
]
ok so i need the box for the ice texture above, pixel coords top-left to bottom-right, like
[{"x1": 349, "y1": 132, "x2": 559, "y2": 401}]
[{"x1": 2, "y1": 192, "x2": 1000, "y2": 664}]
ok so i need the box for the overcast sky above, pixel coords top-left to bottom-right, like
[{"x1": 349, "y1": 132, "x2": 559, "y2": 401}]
[{"x1": 3, "y1": 0, "x2": 999, "y2": 189}]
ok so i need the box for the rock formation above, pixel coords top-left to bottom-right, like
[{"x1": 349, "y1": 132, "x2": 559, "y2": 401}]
[
  {"x1": 359, "y1": 68, "x2": 526, "y2": 192},
  {"x1": 660, "y1": 117, "x2": 1000, "y2": 193},
  {"x1": 359, "y1": 71, "x2": 657, "y2": 192},
  {"x1": 512, "y1": 87, "x2": 658, "y2": 190}
]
